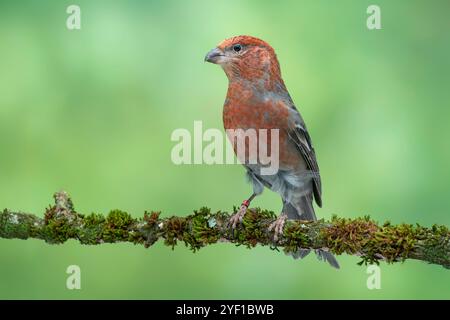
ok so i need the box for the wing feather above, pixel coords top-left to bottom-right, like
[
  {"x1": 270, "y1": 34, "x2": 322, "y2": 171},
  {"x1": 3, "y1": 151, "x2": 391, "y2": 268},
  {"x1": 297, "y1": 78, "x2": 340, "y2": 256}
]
[{"x1": 286, "y1": 106, "x2": 322, "y2": 207}]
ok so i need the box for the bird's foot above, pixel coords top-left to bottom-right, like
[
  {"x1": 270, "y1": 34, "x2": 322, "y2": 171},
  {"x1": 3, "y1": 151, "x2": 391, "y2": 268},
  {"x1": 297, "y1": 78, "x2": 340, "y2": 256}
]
[
  {"x1": 229, "y1": 200, "x2": 250, "y2": 229},
  {"x1": 268, "y1": 214, "x2": 287, "y2": 241}
]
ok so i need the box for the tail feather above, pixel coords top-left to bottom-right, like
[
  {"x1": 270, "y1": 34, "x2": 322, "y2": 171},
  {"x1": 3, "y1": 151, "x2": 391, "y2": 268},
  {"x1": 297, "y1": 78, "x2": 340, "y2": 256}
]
[
  {"x1": 288, "y1": 248, "x2": 340, "y2": 269},
  {"x1": 290, "y1": 248, "x2": 311, "y2": 260},
  {"x1": 315, "y1": 249, "x2": 340, "y2": 269},
  {"x1": 284, "y1": 195, "x2": 316, "y2": 221},
  {"x1": 283, "y1": 195, "x2": 340, "y2": 269}
]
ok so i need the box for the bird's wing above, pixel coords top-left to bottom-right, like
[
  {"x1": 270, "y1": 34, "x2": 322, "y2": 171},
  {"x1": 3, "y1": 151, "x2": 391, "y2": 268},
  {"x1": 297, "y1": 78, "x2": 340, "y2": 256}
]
[{"x1": 286, "y1": 104, "x2": 322, "y2": 207}]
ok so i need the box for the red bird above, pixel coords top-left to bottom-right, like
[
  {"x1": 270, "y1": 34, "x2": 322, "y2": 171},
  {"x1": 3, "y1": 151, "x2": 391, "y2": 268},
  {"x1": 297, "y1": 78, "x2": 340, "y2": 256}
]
[{"x1": 205, "y1": 35, "x2": 339, "y2": 268}]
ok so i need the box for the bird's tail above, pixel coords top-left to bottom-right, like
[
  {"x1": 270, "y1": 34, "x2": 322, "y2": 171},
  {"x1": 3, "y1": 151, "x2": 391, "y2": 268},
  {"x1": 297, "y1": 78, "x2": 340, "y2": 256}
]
[{"x1": 283, "y1": 195, "x2": 340, "y2": 269}]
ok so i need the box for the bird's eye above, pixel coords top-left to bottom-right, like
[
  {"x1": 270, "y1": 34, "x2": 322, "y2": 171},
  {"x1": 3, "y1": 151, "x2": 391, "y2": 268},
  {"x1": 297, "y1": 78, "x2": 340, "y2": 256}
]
[{"x1": 233, "y1": 44, "x2": 242, "y2": 53}]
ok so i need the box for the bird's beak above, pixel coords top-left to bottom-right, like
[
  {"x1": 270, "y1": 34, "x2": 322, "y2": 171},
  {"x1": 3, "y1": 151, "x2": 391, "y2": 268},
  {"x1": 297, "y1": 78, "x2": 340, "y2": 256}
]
[{"x1": 204, "y1": 47, "x2": 224, "y2": 64}]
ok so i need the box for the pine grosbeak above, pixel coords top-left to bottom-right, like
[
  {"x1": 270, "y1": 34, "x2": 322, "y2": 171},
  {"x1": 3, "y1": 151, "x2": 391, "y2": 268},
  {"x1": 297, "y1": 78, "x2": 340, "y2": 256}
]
[{"x1": 205, "y1": 35, "x2": 339, "y2": 268}]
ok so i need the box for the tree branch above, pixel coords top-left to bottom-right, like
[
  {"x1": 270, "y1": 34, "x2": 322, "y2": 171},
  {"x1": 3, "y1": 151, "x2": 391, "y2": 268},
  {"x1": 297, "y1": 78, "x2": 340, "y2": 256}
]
[{"x1": 1, "y1": 191, "x2": 449, "y2": 269}]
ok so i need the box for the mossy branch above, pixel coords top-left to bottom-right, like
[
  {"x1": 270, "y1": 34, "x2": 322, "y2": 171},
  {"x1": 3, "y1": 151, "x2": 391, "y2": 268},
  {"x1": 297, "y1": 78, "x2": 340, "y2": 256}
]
[{"x1": 1, "y1": 191, "x2": 449, "y2": 269}]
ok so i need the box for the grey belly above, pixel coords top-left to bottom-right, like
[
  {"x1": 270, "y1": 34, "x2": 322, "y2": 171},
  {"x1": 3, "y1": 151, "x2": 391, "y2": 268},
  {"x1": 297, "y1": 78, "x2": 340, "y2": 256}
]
[{"x1": 244, "y1": 164, "x2": 315, "y2": 203}]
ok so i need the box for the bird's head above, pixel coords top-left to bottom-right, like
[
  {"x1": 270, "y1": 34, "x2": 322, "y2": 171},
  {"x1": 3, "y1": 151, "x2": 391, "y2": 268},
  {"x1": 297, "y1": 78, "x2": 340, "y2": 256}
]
[{"x1": 205, "y1": 35, "x2": 283, "y2": 87}]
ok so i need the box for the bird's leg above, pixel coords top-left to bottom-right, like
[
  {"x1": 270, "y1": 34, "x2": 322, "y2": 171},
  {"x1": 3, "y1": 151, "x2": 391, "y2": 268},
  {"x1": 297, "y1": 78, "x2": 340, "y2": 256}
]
[
  {"x1": 268, "y1": 213, "x2": 287, "y2": 241},
  {"x1": 229, "y1": 193, "x2": 257, "y2": 229}
]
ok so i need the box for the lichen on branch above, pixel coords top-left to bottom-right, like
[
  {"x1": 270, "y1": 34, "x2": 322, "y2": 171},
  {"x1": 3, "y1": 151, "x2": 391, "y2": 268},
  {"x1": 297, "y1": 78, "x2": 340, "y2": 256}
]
[{"x1": 0, "y1": 191, "x2": 449, "y2": 269}]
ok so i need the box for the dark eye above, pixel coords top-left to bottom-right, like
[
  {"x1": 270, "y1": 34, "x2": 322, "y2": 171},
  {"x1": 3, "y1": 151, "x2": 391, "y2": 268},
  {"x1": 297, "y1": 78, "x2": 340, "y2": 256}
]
[{"x1": 233, "y1": 44, "x2": 242, "y2": 53}]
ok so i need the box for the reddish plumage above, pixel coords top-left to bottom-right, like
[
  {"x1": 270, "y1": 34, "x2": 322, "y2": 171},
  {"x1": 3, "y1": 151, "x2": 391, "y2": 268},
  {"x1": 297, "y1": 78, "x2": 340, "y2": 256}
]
[
  {"x1": 218, "y1": 36, "x2": 284, "y2": 90},
  {"x1": 218, "y1": 36, "x2": 302, "y2": 170}
]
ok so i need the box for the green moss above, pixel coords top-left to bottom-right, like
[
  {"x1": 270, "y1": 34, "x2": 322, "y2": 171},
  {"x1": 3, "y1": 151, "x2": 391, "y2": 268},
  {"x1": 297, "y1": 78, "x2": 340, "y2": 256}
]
[
  {"x1": 138, "y1": 211, "x2": 161, "y2": 247},
  {"x1": 187, "y1": 207, "x2": 220, "y2": 251},
  {"x1": 84, "y1": 213, "x2": 105, "y2": 226},
  {"x1": 235, "y1": 208, "x2": 275, "y2": 248},
  {"x1": 77, "y1": 211, "x2": 148, "y2": 245},
  {"x1": 162, "y1": 207, "x2": 223, "y2": 251},
  {"x1": 416, "y1": 224, "x2": 450, "y2": 268},
  {"x1": 143, "y1": 211, "x2": 160, "y2": 225},
  {"x1": 321, "y1": 216, "x2": 445, "y2": 266},
  {"x1": 282, "y1": 220, "x2": 312, "y2": 254},
  {"x1": 102, "y1": 210, "x2": 134, "y2": 242},
  {"x1": 74, "y1": 213, "x2": 105, "y2": 245},
  {"x1": 43, "y1": 218, "x2": 77, "y2": 244},
  {"x1": 0, "y1": 210, "x2": 32, "y2": 239},
  {"x1": 163, "y1": 207, "x2": 219, "y2": 251},
  {"x1": 163, "y1": 216, "x2": 187, "y2": 249},
  {"x1": 106, "y1": 210, "x2": 133, "y2": 228},
  {"x1": 44, "y1": 206, "x2": 56, "y2": 222}
]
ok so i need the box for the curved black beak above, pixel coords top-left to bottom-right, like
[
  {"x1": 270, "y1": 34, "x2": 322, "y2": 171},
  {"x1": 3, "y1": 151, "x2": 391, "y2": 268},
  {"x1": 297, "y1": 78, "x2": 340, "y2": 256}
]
[{"x1": 204, "y1": 47, "x2": 223, "y2": 64}]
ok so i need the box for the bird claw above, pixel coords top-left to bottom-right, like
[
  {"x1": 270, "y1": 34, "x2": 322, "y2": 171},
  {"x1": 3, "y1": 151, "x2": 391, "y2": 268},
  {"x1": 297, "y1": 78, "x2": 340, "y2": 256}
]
[
  {"x1": 228, "y1": 204, "x2": 248, "y2": 229},
  {"x1": 268, "y1": 214, "x2": 287, "y2": 241}
]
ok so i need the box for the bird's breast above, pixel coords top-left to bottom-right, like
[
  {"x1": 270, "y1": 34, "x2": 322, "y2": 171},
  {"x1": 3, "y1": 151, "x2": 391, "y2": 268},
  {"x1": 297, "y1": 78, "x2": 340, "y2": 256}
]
[
  {"x1": 222, "y1": 88, "x2": 302, "y2": 169},
  {"x1": 223, "y1": 90, "x2": 289, "y2": 130}
]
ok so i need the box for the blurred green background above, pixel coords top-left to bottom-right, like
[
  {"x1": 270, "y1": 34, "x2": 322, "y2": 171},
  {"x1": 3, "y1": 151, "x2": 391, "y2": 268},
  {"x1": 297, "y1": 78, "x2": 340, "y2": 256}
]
[{"x1": 1, "y1": 0, "x2": 449, "y2": 299}]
